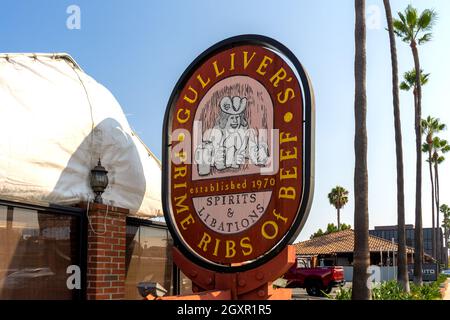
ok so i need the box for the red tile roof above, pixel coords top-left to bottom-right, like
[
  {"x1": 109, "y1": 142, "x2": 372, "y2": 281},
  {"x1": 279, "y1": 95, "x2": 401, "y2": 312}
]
[{"x1": 294, "y1": 229, "x2": 415, "y2": 255}]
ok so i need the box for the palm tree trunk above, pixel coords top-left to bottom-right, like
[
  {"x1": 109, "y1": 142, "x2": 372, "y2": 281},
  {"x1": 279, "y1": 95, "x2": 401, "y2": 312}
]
[
  {"x1": 445, "y1": 213, "x2": 449, "y2": 267},
  {"x1": 337, "y1": 208, "x2": 341, "y2": 230},
  {"x1": 411, "y1": 40, "x2": 423, "y2": 285},
  {"x1": 428, "y1": 152, "x2": 436, "y2": 260},
  {"x1": 352, "y1": 0, "x2": 371, "y2": 300},
  {"x1": 444, "y1": 206, "x2": 449, "y2": 267},
  {"x1": 383, "y1": 0, "x2": 409, "y2": 292},
  {"x1": 435, "y1": 161, "x2": 441, "y2": 265}
]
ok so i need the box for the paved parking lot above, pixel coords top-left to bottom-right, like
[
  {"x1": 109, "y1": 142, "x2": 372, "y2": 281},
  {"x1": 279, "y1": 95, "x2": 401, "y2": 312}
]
[{"x1": 291, "y1": 282, "x2": 352, "y2": 300}]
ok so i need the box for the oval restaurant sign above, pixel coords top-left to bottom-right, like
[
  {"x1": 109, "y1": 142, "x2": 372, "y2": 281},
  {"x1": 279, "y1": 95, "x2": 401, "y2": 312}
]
[{"x1": 163, "y1": 35, "x2": 315, "y2": 272}]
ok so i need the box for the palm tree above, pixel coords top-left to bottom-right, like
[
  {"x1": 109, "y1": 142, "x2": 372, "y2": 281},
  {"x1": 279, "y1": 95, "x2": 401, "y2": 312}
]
[
  {"x1": 441, "y1": 204, "x2": 450, "y2": 267},
  {"x1": 352, "y1": 0, "x2": 370, "y2": 300},
  {"x1": 328, "y1": 186, "x2": 349, "y2": 229},
  {"x1": 431, "y1": 137, "x2": 450, "y2": 263},
  {"x1": 399, "y1": 69, "x2": 430, "y2": 92},
  {"x1": 421, "y1": 117, "x2": 446, "y2": 260},
  {"x1": 383, "y1": 0, "x2": 409, "y2": 293},
  {"x1": 393, "y1": 5, "x2": 437, "y2": 285}
]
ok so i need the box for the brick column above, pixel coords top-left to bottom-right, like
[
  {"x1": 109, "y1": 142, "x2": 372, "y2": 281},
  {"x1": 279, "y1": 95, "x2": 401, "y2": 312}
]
[{"x1": 80, "y1": 202, "x2": 128, "y2": 300}]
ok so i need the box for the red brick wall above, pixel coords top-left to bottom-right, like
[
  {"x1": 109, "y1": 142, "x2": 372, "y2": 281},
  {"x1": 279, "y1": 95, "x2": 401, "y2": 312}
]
[{"x1": 80, "y1": 202, "x2": 128, "y2": 300}]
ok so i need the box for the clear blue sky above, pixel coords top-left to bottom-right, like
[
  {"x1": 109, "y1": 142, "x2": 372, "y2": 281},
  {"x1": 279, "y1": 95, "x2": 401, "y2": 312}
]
[{"x1": 2, "y1": 0, "x2": 449, "y2": 241}]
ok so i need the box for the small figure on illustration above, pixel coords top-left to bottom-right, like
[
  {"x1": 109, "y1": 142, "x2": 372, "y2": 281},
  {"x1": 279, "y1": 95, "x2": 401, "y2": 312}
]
[{"x1": 195, "y1": 95, "x2": 269, "y2": 176}]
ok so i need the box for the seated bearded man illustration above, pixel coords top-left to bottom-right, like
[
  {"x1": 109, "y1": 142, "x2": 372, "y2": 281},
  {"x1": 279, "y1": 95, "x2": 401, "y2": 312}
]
[{"x1": 196, "y1": 96, "x2": 269, "y2": 176}]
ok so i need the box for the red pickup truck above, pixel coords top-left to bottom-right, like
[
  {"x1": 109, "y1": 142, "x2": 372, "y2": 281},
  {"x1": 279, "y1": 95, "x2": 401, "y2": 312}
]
[{"x1": 284, "y1": 259, "x2": 346, "y2": 296}]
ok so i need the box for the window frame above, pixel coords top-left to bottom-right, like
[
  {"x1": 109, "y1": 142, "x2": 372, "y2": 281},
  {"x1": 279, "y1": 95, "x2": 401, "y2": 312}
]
[
  {"x1": 0, "y1": 198, "x2": 87, "y2": 300},
  {"x1": 125, "y1": 217, "x2": 179, "y2": 297}
]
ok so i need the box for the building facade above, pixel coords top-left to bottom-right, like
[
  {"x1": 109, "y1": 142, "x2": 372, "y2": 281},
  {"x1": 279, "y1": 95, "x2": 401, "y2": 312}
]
[
  {"x1": 0, "y1": 53, "x2": 185, "y2": 300},
  {"x1": 0, "y1": 198, "x2": 191, "y2": 300},
  {"x1": 369, "y1": 225, "x2": 446, "y2": 263},
  {"x1": 294, "y1": 229, "x2": 416, "y2": 267}
]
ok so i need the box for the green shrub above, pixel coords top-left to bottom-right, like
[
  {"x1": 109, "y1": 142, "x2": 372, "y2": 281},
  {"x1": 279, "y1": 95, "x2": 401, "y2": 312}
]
[
  {"x1": 437, "y1": 274, "x2": 449, "y2": 285},
  {"x1": 410, "y1": 282, "x2": 442, "y2": 300},
  {"x1": 333, "y1": 285, "x2": 352, "y2": 300},
  {"x1": 371, "y1": 281, "x2": 411, "y2": 300},
  {"x1": 331, "y1": 280, "x2": 443, "y2": 300}
]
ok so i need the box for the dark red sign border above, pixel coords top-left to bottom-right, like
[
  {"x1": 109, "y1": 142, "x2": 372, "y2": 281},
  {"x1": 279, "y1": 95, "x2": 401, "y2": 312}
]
[{"x1": 162, "y1": 34, "x2": 315, "y2": 273}]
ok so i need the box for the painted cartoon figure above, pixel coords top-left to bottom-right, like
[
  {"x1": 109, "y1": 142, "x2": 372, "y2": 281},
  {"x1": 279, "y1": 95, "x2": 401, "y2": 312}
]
[{"x1": 196, "y1": 96, "x2": 269, "y2": 176}]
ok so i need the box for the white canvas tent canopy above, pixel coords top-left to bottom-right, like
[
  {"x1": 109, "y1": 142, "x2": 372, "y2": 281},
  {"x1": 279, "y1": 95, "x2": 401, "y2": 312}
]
[{"x1": 0, "y1": 53, "x2": 163, "y2": 217}]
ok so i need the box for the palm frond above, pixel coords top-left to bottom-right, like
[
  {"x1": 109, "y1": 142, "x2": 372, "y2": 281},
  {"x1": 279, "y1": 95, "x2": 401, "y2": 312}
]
[
  {"x1": 421, "y1": 116, "x2": 445, "y2": 141},
  {"x1": 402, "y1": 68, "x2": 430, "y2": 88},
  {"x1": 395, "y1": 5, "x2": 437, "y2": 44},
  {"x1": 422, "y1": 72, "x2": 430, "y2": 85},
  {"x1": 420, "y1": 119, "x2": 427, "y2": 129},
  {"x1": 397, "y1": 11, "x2": 407, "y2": 26},
  {"x1": 405, "y1": 5, "x2": 418, "y2": 30},
  {"x1": 439, "y1": 139, "x2": 449, "y2": 148},
  {"x1": 432, "y1": 136, "x2": 441, "y2": 147},
  {"x1": 399, "y1": 81, "x2": 411, "y2": 91},
  {"x1": 418, "y1": 10, "x2": 432, "y2": 29},
  {"x1": 419, "y1": 9, "x2": 438, "y2": 31},
  {"x1": 422, "y1": 143, "x2": 431, "y2": 153},
  {"x1": 328, "y1": 186, "x2": 349, "y2": 210},
  {"x1": 393, "y1": 17, "x2": 410, "y2": 42},
  {"x1": 418, "y1": 33, "x2": 433, "y2": 45}
]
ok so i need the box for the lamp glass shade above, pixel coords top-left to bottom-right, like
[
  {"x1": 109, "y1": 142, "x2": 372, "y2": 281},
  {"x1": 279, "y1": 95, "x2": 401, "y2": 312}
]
[{"x1": 90, "y1": 159, "x2": 108, "y2": 202}]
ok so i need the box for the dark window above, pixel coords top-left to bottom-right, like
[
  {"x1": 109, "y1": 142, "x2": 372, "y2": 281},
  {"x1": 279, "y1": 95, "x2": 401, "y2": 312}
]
[
  {"x1": 409, "y1": 230, "x2": 414, "y2": 241},
  {"x1": 125, "y1": 220, "x2": 173, "y2": 299},
  {"x1": 406, "y1": 229, "x2": 412, "y2": 240},
  {"x1": 0, "y1": 204, "x2": 81, "y2": 300}
]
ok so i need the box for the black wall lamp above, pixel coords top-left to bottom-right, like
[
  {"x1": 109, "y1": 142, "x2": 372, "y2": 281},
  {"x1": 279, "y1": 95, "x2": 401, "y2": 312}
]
[{"x1": 90, "y1": 158, "x2": 109, "y2": 203}]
